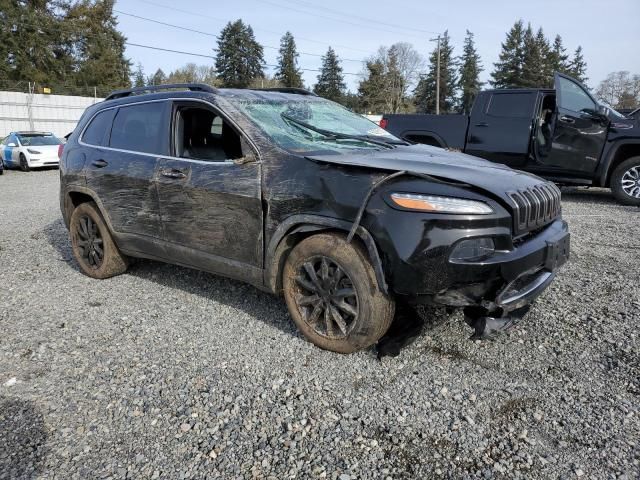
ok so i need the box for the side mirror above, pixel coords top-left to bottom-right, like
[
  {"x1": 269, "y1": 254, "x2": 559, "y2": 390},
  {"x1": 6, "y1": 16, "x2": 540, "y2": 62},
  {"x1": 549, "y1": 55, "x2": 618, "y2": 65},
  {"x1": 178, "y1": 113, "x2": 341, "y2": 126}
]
[
  {"x1": 7, "y1": 142, "x2": 17, "y2": 147},
  {"x1": 596, "y1": 104, "x2": 608, "y2": 116}
]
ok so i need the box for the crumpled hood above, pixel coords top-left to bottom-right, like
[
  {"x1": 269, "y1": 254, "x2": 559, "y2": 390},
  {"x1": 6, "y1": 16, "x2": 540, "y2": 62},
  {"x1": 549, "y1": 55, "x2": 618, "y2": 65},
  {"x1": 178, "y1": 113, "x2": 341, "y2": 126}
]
[{"x1": 306, "y1": 143, "x2": 547, "y2": 204}]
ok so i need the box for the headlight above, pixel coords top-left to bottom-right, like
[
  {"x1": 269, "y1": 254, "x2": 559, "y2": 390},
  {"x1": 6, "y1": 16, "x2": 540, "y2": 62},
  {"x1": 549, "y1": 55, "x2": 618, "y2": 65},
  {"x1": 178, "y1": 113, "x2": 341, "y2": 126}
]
[
  {"x1": 27, "y1": 149, "x2": 41, "y2": 154},
  {"x1": 390, "y1": 193, "x2": 493, "y2": 214},
  {"x1": 450, "y1": 238, "x2": 495, "y2": 261}
]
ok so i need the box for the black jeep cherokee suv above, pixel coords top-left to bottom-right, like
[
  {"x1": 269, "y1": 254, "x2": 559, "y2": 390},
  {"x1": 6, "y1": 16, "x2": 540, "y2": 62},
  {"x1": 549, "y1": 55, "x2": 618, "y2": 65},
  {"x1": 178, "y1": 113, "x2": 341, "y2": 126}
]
[{"x1": 60, "y1": 84, "x2": 570, "y2": 353}]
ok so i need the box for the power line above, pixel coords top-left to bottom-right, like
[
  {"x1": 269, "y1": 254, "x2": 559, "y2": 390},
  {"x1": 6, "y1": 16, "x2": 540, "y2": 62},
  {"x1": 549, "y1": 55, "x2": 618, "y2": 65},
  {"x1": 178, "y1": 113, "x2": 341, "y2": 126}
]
[
  {"x1": 114, "y1": 9, "x2": 365, "y2": 63},
  {"x1": 253, "y1": 0, "x2": 430, "y2": 41},
  {"x1": 130, "y1": 0, "x2": 372, "y2": 55},
  {"x1": 273, "y1": 0, "x2": 441, "y2": 35}
]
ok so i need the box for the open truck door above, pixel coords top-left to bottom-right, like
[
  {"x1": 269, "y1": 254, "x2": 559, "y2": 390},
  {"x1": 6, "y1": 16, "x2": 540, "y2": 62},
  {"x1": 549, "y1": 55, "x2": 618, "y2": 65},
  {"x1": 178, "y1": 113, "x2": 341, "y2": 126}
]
[{"x1": 544, "y1": 73, "x2": 609, "y2": 176}]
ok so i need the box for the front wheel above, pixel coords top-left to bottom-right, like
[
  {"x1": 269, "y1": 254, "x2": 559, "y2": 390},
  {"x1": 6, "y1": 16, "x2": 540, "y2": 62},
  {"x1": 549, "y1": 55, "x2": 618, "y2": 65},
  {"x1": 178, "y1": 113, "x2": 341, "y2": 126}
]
[
  {"x1": 19, "y1": 153, "x2": 30, "y2": 172},
  {"x1": 69, "y1": 202, "x2": 129, "y2": 279},
  {"x1": 611, "y1": 156, "x2": 640, "y2": 206},
  {"x1": 283, "y1": 233, "x2": 394, "y2": 353}
]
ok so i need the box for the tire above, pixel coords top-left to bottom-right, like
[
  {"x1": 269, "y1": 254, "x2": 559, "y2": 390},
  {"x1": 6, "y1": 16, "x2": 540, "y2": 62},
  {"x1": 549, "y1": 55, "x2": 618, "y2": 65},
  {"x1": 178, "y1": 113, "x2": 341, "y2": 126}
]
[
  {"x1": 611, "y1": 156, "x2": 640, "y2": 206},
  {"x1": 69, "y1": 202, "x2": 129, "y2": 279},
  {"x1": 19, "y1": 153, "x2": 30, "y2": 172},
  {"x1": 283, "y1": 233, "x2": 395, "y2": 353}
]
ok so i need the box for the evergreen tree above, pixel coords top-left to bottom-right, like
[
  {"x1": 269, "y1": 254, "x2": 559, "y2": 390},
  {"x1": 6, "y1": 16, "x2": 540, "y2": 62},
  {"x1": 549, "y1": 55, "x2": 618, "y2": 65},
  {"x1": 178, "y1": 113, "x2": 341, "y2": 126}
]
[
  {"x1": 569, "y1": 46, "x2": 588, "y2": 83},
  {"x1": 358, "y1": 60, "x2": 388, "y2": 113},
  {"x1": 148, "y1": 68, "x2": 167, "y2": 86},
  {"x1": 133, "y1": 63, "x2": 146, "y2": 87},
  {"x1": 215, "y1": 19, "x2": 264, "y2": 88},
  {"x1": 458, "y1": 30, "x2": 483, "y2": 114},
  {"x1": 491, "y1": 20, "x2": 526, "y2": 88},
  {"x1": 548, "y1": 35, "x2": 570, "y2": 75},
  {"x1": 65, "y1": 0, "x2": 131, "y2": 91},
  {"x1": 275, "y1": 31, "x2": 303, "y2": 88},
  {"x1": 413, "y1": 31, "x2": 457, "y2": 114},
  {"x1": 521, "y1": 24, "x2": 549, "y2": 88},
  {"x1": 313, "y1": 47, "x2": 346, "y2": 101}
]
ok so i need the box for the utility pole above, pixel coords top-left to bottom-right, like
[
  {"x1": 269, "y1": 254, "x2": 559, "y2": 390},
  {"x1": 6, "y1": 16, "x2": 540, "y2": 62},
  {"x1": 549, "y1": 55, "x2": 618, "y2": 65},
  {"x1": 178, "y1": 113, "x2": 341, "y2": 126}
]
[{"x1": 429, "y1": 35, "x2": 441, "y2": 115}]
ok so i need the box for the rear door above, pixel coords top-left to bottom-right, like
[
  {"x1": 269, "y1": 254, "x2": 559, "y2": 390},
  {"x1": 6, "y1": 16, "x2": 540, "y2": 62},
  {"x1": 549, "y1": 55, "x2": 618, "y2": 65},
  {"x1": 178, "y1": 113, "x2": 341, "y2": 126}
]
[
  {"x1": 543, "y1": 73, "x2": 609, "y2": 175},
  {"x1": 465, "y1": 91, "x2": 536, "y2": 168},
  {"x1": 82, "y1": 101, "x2": 167, "y2": 241},
  {"x1": 155, "y1": 100, "x2": 263, "y2": 277}
]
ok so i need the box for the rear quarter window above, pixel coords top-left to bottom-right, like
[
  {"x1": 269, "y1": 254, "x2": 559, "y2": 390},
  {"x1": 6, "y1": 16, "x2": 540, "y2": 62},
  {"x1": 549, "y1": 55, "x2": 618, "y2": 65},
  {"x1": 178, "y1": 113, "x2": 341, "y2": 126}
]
[
  {"x1": 82, "y1": 109, "x2": 116, "y2": 146},
  {"x1": 110, "y1": 102, "x2": 167, "y2": 155},
  {"x1": 487, "y1": 93, "x2": 534, "y2": 118}
]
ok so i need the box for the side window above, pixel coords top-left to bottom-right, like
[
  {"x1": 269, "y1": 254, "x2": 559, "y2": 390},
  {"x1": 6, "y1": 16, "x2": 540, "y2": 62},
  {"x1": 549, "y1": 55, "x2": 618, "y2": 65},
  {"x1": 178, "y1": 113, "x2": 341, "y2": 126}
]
[
  {"x1": 0, "y1": 136, "x2": 8, "y2": 146},
  {"x1": 82, "y1": 109, "x2": 116, "y2": 146},
  {"x1": 174, "y1": 106, "x2": 243, "y2": 162},
  {"x1": 558, "y1": 76, "x2": 595, "y2": 113},
  {"x1": 110, "y1": 102, "x2": 167, "y2": 155},
  {"x1": 487, "y1": 93, "x2": 533, "y2": 118}
]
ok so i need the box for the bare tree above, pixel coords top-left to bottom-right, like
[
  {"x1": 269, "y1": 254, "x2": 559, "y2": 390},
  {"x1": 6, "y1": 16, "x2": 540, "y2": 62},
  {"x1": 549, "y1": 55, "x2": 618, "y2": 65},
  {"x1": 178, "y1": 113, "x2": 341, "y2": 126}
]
[{"x1": 595, "y1": 71, "x2": 640, "y2": 110}]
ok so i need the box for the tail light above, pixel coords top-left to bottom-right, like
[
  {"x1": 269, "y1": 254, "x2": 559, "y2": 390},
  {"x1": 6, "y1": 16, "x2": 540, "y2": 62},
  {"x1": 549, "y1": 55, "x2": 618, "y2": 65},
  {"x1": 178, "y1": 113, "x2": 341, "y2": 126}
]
[
  {"x1": 379, "y1": 118, "x2": 388, "y2": 130},
  {"x1": 58, "y1": 143, "x2": 64, "y2": 159}
]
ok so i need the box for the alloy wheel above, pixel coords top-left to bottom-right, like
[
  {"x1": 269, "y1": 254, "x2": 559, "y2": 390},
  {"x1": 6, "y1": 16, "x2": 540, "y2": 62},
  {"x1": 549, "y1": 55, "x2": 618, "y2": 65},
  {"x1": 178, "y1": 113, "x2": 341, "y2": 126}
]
[
  {"x1": 621, "y1": 166, "x2": 640, "y2": 198},
  {"x1": 76, "y1": 215, "x2": 104, "y2": 269},
  {"x1": 294, "y1": 256, "x2": 359, "y2": 339}
]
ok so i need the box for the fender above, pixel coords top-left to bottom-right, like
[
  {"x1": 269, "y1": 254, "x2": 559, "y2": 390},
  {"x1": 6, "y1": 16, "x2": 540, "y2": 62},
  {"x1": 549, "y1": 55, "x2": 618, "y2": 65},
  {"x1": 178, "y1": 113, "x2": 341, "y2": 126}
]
[
  {"x1": 597, "y1": 139, "x2": 640, "y2": 186},
  {"x1": 264, "y1": 214, "x2": 389, "y2": 295},
  {"x1": 62, "y1": 185, "x2": 117, "y2": 234}
]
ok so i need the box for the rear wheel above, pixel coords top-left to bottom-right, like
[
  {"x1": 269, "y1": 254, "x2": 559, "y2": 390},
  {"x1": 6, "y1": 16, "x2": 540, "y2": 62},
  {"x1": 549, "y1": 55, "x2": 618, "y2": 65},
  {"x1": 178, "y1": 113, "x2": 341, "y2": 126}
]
[
  {"x1": 611, "y1": 156, "x2": 640, "y2": 206},
  {"x1": 70, "y1": 202, "x2": 128, "y2": 279},
  {"x1": 19, "y1": 153, "x2": 30, "y2": 172},
  {"x1": 283, "y1": 233, "x2": 394, "y2": 353}
]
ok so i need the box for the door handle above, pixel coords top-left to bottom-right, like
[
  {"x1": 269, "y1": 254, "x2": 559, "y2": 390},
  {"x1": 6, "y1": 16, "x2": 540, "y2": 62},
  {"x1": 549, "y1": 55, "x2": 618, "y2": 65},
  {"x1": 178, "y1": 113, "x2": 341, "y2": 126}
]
[
  {"x1": 92, "y1": 159, "x2": 108, "y2": 168},
  {"x1": 474, "y1": 122, "x2": 489, "y2": 127},
  {"x1": 160, "y1": 168, "x2": 187, "y2": 179},
  {"x1": 560, "y1": 116, "x2": 575, "y2": 124}
]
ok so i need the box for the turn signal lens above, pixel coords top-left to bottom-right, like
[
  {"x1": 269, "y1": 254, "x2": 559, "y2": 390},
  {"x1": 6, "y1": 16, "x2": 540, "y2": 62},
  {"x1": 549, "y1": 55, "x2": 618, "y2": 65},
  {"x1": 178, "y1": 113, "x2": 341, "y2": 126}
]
[
  {"x1": 27, "y1": 149, "x2": 41, "y2": 154},
  {"x1": 58, "y1": 144, "x2": 64, "y2": 159},
  {"x1": 390, "y1": 193, "x2": 493, "y2": 214}
]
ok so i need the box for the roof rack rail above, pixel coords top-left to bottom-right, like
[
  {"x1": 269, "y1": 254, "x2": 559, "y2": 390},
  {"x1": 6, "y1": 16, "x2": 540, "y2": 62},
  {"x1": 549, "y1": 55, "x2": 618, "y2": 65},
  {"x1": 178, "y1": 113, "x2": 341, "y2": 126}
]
[
  {"x1": 105, "y1": 83, "x2": 217, "y2": 101},
  {"x1": 258, "y1": 87, "x2": 317, "y2": 96}
]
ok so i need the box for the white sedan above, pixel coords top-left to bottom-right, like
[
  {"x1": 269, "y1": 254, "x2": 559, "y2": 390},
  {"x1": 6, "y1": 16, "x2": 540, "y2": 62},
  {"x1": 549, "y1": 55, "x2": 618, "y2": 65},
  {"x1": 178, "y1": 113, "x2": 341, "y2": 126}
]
[{"x1": 1, "y1": 131, "x2": 62, "y2": 172}]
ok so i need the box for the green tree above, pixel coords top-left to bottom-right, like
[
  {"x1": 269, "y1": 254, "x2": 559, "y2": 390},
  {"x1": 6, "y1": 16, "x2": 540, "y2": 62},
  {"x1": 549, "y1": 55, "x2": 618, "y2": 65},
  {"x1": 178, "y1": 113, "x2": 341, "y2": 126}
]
[
  {"x1": 65, "y1": 0, "x2": 131, "y2": 91},
  {"x1": 458, "y1": 30, "x2": 483, "y2": 114},
  {"x1": 167, "y1": 63, "x2": 216, "y2": 84},
  {"x1": 313, "y1": 47, "x2": 346, "y2": 101},
  {"x1": 358, "y1": 60, "x2": 388, "y2": 113},
  {"x1": 414, "y1": 31, "x2": 457, "y2": 114},
  {"x1": 148, "y1": 68, "x2": 167, "y2": 86},
  {"x1": 548, "y1": 35, "x2": 570, "y2": 76},
  {"x1": 275, "y1": 31, "x2": 303, "y2": 88},
  {"x1": 133, "y1": 63, "x2": 146, "y2": 87},
  {"x1": 215, "y1": 19, "x2": 264, "y2": 88},
  {"x1": 491, "y1": 20, "x2": 526, "y2": 88},
  {"x1": 521, "y1": 25, "x2": 550, "y2": 88},
  {"x1": 569, "y1": 46, "x2": 588, "y2": 83}
]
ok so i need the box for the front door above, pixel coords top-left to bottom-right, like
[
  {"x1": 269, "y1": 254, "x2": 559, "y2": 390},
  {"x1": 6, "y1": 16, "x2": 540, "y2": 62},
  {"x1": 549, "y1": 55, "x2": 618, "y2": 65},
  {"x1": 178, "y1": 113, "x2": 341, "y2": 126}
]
[
  {"x1": 2, "y1": 134, "x2": 20, "y2": 167},
  {"x1": 83, "y1": 101, "x2": 168, "y2": 242},
  {"x1": 155, "y1": 101, "x2": 263, "y2": 277},
  {"x1": 543, "y1": 73, "x2": 609, "y2": 176}
]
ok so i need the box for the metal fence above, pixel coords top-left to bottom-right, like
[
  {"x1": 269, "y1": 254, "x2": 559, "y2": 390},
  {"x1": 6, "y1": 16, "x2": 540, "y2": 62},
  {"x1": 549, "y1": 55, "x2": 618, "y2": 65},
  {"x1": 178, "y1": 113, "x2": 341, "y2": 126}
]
[{"x1": 0, "y1": 90, "x2": 104, "y2": 138}]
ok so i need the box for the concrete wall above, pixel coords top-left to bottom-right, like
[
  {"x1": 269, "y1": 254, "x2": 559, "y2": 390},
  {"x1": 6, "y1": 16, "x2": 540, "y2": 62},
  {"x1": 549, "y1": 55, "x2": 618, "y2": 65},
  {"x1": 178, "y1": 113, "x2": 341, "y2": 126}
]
[{"x1": 0, "y1": 91, "x2": 104, "y2": 139}]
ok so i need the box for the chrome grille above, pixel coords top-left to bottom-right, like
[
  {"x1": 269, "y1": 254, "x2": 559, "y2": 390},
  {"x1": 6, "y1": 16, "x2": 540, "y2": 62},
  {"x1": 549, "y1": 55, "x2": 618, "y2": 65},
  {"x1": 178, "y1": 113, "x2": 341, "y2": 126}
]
[{"x1": 509, "y1": 182, "x2": 561, "y2": 234}]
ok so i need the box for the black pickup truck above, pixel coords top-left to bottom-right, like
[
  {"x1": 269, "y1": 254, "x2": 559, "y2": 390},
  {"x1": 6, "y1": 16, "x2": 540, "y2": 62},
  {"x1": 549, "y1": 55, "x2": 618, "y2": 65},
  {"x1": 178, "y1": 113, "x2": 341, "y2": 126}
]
[{"x1": 382, "y1": 73, "x2": 640, "y2": 205}]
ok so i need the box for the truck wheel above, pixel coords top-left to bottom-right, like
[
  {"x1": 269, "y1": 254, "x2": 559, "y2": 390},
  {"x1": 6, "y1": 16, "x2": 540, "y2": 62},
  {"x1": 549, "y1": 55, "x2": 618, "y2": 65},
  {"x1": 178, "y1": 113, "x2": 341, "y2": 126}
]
[
  {"x1": 611, "y1": 156, "x2": 640, "y2": 206},
  {"x1": 283, "y1": 233, "x2": 394, "y2": 353},
  {"x1": 19, "y1": 153, "x2": 30, "y2": 172},
  {"x1": 69, "y1": 202, "x2": 129, "y2": 279}
]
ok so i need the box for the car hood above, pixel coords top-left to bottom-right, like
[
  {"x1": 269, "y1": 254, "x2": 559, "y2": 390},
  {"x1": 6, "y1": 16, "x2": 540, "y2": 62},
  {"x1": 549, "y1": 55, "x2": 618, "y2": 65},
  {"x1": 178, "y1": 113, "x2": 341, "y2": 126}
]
[
  {"x1": 306, "y1": 143, "x2": 547, "y2": 203},
  {"x1": 24, "y1": 145, "x2": 60, "y2": 153}
]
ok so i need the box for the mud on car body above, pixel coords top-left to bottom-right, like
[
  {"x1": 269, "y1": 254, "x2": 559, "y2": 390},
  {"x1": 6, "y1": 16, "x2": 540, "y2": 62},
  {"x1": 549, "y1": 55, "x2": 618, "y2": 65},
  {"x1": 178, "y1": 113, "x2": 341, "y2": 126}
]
[{"x1": 59, "y1": 84, "x2": 570, "y2": 353}]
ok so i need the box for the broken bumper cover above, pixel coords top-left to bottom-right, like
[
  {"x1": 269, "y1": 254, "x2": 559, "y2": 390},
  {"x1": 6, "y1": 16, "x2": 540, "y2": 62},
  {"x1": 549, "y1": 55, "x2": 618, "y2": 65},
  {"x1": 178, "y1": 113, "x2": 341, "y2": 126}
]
[{"x1": 414, "y1": 219, "x2": 570, "y2": 312}]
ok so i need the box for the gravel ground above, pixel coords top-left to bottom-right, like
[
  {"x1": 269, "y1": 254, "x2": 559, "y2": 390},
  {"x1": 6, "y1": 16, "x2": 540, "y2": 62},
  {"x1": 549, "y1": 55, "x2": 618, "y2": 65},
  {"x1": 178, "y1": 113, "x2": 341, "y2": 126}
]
[{"x1": 0, "y1": 168, "x2": 638, "y2": 480}]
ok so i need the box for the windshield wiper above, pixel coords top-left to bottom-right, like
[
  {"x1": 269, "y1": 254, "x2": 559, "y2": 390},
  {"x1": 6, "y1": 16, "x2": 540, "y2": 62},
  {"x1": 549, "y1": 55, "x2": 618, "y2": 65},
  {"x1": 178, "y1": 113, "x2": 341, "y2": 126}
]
[{"x1": 281, "y1": 113, "x2": 395, "y2": 149}]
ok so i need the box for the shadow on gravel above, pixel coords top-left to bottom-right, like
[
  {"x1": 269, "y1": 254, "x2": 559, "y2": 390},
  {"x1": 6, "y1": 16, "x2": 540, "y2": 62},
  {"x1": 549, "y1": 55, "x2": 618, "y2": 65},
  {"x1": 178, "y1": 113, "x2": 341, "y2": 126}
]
[
  {"x1": 0, "y1": 397, "x2": 48, "y2": 480},
  {"x1": 560, "y1": 186, "x2": 618, "y2": 205},
  {"x1": 44, "y1": 218, "x2": 451, "y2": 353}
]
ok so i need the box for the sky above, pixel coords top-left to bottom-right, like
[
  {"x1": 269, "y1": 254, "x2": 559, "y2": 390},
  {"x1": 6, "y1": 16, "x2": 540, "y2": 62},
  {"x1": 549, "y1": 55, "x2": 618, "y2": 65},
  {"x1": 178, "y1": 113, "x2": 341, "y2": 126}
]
[{"x1": 115, "y1": 0, "x2": 640, "y2": 91}]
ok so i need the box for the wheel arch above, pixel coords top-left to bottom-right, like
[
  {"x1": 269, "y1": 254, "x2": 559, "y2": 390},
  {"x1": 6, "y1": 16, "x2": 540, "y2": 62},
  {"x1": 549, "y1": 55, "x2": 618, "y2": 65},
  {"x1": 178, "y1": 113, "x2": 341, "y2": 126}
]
[
  {"x1": 600, "y1": 141, "x2": 640, "y2": 186},
  {"x1": 264, "y1": 215, "x2": 389, "y2": 296},
  {"x1": 62, "y1": 186, "x2": 115, "y2": 233}
]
